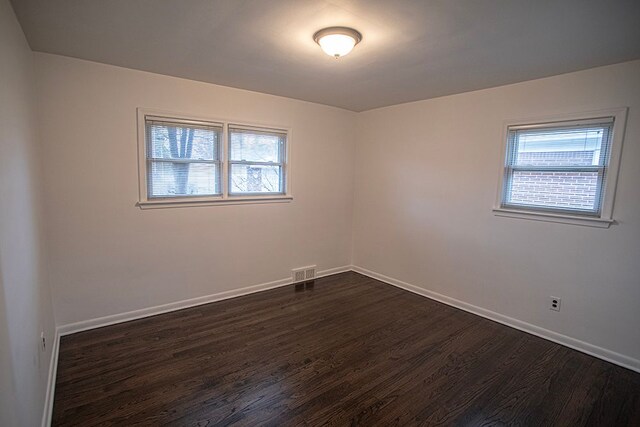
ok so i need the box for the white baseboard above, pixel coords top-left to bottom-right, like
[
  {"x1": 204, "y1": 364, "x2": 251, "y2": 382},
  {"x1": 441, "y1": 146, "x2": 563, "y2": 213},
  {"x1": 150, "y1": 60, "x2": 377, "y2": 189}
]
[
  {"x1": 57, "y1": 265, "x2": 352, "y2": 337},
  {"x1": 352, "y1": 265, "x2": 640, "y2": 373},
  {"x1": 41, "y1": 329, "x2": 60, "y2": 427}
]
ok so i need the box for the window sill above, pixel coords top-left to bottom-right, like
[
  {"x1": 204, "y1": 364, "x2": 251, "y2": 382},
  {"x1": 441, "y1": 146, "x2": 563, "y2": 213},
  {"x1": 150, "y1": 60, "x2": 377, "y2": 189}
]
[
  {"x1": 492, "y1": 208, "x2": 614, "y2": 228},
  {"x1": 138, "y1": 195, "x2": 293, "y2": 209}
]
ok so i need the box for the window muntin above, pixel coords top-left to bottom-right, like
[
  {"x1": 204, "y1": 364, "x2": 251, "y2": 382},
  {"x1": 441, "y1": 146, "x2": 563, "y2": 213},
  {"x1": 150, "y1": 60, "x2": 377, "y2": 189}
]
[
  {"x1": 228, "y1": 126, "x2": 286, "y2": 195},
  {"x1": 501, "y1": 118, "x2": 614, "y2": 216},
  {"x1": 146, "y1": 118, "x2": 222, "y2": 198}
]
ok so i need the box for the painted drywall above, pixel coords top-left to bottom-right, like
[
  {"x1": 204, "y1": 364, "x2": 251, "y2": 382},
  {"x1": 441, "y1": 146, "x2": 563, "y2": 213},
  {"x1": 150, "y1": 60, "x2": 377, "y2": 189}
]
[
  {"x1": 353, "y1": 60, "x2": 640, "y2": 363},
  {"x1": 0, "y1": 281, "x2": 19, "y2": 427},
  {"x1": 0, "y1": 0, "x2": 57, "y2": 425},
  {"x1": 36, "y1": 53, "x2": 356, "y2": 325},
  {"x1": 36, "y1": 54, "x2": 640, "y2": 365}
]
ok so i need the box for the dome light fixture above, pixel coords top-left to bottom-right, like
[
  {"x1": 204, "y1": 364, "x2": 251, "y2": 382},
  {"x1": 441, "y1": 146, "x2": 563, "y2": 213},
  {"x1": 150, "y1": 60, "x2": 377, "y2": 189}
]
[{"x1": 313, "y1": 27, "x2": 362, "y2": 58}]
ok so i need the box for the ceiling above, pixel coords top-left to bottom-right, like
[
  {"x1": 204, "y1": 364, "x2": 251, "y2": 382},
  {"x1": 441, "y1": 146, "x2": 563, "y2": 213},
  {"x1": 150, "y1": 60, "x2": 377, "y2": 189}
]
[{"x1": 10, "y1": 0, "x2": 640, "y2": 112}]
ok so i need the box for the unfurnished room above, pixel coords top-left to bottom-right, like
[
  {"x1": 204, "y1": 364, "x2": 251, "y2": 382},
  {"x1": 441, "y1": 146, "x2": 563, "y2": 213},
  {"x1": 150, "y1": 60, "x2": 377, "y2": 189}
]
[{"x1": 1, "y1": 0, "x2": 640, "y2": 426}]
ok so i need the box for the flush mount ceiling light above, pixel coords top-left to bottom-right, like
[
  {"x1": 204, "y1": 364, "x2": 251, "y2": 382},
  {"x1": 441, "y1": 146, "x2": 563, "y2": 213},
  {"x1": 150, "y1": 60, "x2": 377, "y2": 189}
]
[{"x1": 313, "y1": 27, "x2": 362, "y2": 58}]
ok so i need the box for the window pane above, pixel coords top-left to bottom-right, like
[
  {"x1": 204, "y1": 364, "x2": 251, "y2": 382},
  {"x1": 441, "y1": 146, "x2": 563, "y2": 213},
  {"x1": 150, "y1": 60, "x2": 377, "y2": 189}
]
[
  {"x1": 149, "y1": 161, "x2": 220, "y2": 197},
  {"x1": 507, "y1": 170, "x2": 599, "y2": 212},
  {"x1": 513, "y1": 127, "x2": 608, "y2": 167},
  {"x1": 148, "y1": 122, "x2": 220, "y2": 161},
  {"x1": 229, "y1": 164, "x2": 283, "y2": 194},
  {"x1": 229, "y1": 129, "x2": 283, "y2": 162}
]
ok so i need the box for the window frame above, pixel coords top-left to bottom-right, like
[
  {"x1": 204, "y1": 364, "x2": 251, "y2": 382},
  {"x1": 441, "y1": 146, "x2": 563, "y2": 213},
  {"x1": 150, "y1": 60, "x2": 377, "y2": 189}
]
[
  {"x1": 144, "y1": 115, "x2": 224, "y2": 200},
  {"x1": 227, "y1": 125, "x2": 288, "y2": 196},
  {"x1": 137, "y1": 108, "x2": 292, "y2": 209},
  {"x1": 493, "y1": 108, "x2": 628, "y2": 228}
]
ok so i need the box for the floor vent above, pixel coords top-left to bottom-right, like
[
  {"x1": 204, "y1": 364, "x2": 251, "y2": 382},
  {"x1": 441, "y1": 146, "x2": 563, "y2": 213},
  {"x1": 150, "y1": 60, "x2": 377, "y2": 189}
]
[
  {"x1": 292, "y1": 265, "x2": 316, "y2": 283},
  {"x1": 305, "y1": 267, "x2": 316, "y2": 280}
]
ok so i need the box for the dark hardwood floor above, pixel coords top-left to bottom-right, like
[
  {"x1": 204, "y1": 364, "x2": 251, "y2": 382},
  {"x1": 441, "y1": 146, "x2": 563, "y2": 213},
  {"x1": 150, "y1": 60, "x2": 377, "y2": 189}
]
[{"x1": 52, "y1": 272, "x2": 640, "y2": 426}]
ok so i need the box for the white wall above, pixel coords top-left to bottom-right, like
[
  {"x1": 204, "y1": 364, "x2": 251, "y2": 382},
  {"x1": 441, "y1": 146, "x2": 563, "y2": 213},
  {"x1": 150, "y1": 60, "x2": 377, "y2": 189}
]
[
  {"x1": 353, "y1": 60, "x2": 640, "y2": 365},
  {"x1": 0, "y1": 0, "x2": 56, "y2": 425},
  {"x1": 36, "y1": 53, "x2": 356, "y2": 326},
  {"x1": 35, "y1": 54, "x2": 640, "y2": 368}
]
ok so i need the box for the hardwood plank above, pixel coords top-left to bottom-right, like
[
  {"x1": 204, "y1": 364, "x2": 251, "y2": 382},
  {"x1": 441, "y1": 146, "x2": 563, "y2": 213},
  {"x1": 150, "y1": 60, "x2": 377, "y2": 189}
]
[{"x1": 52, "y1": 272, "x2": 640, "y2": 426}]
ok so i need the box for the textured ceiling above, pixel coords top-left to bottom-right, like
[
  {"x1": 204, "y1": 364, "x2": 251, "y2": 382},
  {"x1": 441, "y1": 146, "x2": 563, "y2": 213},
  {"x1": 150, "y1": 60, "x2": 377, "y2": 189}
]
[{"x1": 10, "y1": 0, "x2": 640, "y2": 111}]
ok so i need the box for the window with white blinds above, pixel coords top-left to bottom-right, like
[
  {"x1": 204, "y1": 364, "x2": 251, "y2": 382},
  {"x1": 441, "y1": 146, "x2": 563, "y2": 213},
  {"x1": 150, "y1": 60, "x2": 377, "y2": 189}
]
[
  {"x1": 228, "y1": 126, "x2": 286, "y2": 195},
  {"x1": 495, "y1": 109, "x2": 627, "y2": 227},
  {"x1": 137, "y1": 110, "x2": 290, "y2": 208},
  {"x1": 146, "y1": 118, "x2": 222, "y2": 198}
]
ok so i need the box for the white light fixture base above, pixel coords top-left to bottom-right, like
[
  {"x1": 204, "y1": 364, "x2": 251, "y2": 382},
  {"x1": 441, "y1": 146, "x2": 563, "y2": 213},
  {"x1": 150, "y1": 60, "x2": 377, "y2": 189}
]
[{"x1": 313, "y1": 27, "x2": 362, "y2": 58}]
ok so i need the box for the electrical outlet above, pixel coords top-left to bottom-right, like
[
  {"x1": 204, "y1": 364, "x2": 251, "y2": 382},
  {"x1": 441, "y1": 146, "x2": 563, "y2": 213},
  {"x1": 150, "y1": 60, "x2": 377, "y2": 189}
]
[
  {"x1": 40, "y1": 331, "x2": 46, "y2": 351},
  {"x1": 550, "y1": 296, "x2": 561, "y2": 312}
]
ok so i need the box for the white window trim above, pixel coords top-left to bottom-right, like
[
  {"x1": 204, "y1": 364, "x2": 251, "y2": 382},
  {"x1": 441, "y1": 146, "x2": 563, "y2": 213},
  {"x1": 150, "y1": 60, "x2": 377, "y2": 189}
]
[
  {"x1": 493, "y1": 108, "x2": 628, "y2": 228},
  {"x1": 136, "y1": 108, "x2": 292, "y2": 209}
]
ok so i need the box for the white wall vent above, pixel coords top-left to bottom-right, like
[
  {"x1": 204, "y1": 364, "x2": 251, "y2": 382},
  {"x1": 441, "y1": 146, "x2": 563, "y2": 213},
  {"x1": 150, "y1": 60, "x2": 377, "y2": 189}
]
[
  {"x1": 305, "y1": 267, "x2": 316, "y2": 280},
  {"x1": 292, "y1": 265, "x2": 316, "y2": 283},
  {"x1": 293, "y1": 269, "x2": 306, "y2": 283}
]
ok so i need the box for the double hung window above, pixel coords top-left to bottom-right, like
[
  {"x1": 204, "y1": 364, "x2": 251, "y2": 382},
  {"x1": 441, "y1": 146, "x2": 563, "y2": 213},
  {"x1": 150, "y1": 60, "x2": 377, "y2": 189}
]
[
  {"x1": 138, "y1": 111, "x2": 290, "y2": 208},
  {"x1": 495, "y1": 109, "x2": 627, "y2": 227}
]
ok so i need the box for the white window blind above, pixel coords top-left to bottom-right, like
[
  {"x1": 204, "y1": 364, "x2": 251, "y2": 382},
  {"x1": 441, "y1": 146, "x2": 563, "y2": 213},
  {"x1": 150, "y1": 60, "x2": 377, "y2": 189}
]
[
  {"x1": 501, "y1": 118, "x2": 614, "y2": 216},
  {"x1": 228, "y1": 126, "x2": 286, "y2": 195},
  {"x1": 145, "y1": 118, "x2": 222, "y2": 198}
]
